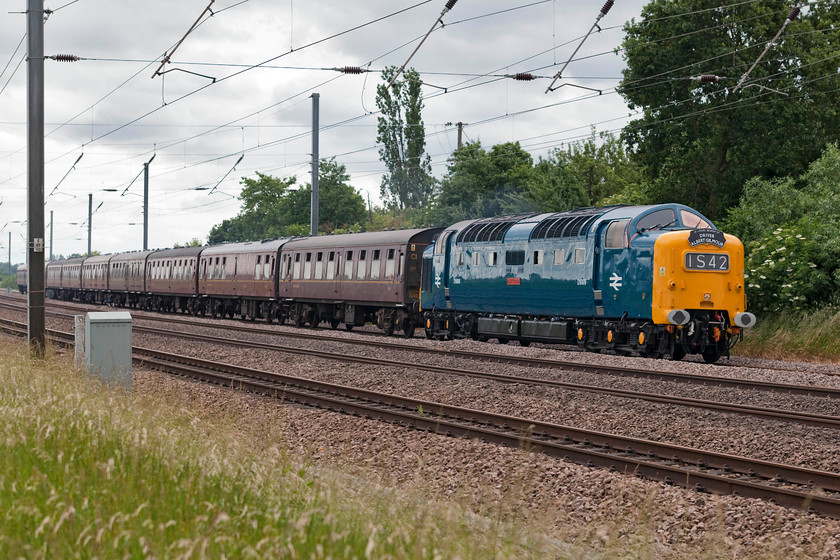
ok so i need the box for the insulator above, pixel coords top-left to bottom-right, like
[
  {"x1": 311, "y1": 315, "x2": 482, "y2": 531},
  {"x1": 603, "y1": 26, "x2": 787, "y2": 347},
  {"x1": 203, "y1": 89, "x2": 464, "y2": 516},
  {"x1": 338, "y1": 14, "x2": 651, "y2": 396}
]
[
  {"x1": 339, "y1": 66, "x2": 363, "y2": 74},
  {"x1": 513, "y1": 73, "x2": 536, "y2": 81},
  {"x1": 699, "y1": 74, "x2": 721, "y2": 83},
  {"x1": 50, "y1": 54, "x2": 80, "y2": 62},
  {"x1": 788, "y1": 6, "x2": 801, "y2": 20},
  {"x1": 445, "y1": 0, "x2": 458, "y2": 11},
  {"x1": 600, "y1": 0, "x2": 615, "y2": 16}
]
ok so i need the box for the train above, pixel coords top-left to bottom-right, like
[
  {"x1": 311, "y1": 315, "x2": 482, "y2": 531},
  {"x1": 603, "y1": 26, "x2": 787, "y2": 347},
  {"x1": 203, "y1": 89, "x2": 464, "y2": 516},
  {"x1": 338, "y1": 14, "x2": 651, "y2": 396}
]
[
  {"x1": 25, "y1": 203, "x2": 753, "y2": 363},
  {"x1": 16, "y1": 265, "x2": 27, "y2": 294}
]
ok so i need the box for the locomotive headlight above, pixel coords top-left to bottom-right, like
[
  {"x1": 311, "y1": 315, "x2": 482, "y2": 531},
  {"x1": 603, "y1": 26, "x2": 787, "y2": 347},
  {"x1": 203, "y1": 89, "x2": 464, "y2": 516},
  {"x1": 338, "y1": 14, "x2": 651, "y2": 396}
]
[{"x1": 704, "y1": 293, "x2": 711, "y2": 301}]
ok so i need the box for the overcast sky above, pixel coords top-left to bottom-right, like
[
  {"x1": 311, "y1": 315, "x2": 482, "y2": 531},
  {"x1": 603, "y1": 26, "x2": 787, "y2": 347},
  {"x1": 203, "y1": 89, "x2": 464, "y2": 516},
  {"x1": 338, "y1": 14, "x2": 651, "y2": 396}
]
[{"x1": 0, "y1": 0, "x2": 648, "y2": 262}]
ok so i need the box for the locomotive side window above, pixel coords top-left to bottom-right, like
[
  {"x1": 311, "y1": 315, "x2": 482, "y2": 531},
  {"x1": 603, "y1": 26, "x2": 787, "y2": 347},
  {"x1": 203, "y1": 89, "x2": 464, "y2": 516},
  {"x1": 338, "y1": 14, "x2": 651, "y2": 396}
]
[
  {"x1": 456, "y1": 251, "x2": 465, "y2": 266},
  {"x1": 344, "y1": 251, "x2": 354, "y2": 279},
  {"x1": 605, "y1": 219, "x2": 630, "y2": 249},
  {"x1": 506, "y1": 250, "x2": 525, "y2": 266},
  {"x1": 554, "y1": 249, "x2": 565, "y2": 265},
  {"x1": 385, "y1": 249, "x2": 395, "y2": 279},
  {"x1": 680, "y1": 210, "x2": 711, "y2": 229},
  {"x1": 371, "y1": 250, "x2": 381, "y2": 280},
  {"x1": 533, "y1": 250, "x2": 543, "y2": 265},
  {"x1": 472, "y1": 252, "x2": 481, "y2": 266},
  {"x1": 575, "y1": 248, "x2": 585, "y2": 264},
  {"x1": 435, "y1": 232, "x2": 451, "y2": 255},
  {"x1": 637, "y1": 209, "x2": 675, "y2": 231},
  {"x1": 326, "y1": 251, "x2": 336, "y2": 280},
  {"x1": 357, "y1": 250, "x2": 367, "y2": 279},
  {"x1": 489, "y1": 252, "x2": 498, "y2": 266}
]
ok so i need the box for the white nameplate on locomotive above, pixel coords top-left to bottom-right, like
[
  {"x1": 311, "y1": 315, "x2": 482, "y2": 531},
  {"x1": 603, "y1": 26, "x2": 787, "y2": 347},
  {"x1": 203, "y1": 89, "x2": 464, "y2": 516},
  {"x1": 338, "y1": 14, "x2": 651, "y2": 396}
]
[{"x1": 685, "y1": 252, "x2": 729, "y2": 271}]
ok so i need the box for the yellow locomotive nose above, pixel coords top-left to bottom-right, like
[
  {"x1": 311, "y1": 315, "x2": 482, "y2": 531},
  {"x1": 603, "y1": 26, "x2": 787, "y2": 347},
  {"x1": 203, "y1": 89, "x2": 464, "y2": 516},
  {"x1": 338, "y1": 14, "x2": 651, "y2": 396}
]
[{"x1": 652, "y1": 231, "x2": 748, "y2": 326}]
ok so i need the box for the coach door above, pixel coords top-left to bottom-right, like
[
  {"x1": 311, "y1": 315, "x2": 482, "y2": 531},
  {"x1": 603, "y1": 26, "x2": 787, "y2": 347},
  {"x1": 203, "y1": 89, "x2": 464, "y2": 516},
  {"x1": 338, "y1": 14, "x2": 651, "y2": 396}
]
[
  {"x1": 595, "y1": 219, "x2": 631, "y2": 318},
  {"x1": 433, "y1": 231, "x2": 455, "y2": 309}
]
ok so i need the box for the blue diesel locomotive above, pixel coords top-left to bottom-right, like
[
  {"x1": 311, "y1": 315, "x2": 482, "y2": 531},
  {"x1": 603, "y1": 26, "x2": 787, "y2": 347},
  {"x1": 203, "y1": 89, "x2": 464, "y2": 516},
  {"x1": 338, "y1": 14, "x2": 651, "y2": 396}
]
[{"x1": 420, "y1": 204, "x2": 755, "y2": 363}]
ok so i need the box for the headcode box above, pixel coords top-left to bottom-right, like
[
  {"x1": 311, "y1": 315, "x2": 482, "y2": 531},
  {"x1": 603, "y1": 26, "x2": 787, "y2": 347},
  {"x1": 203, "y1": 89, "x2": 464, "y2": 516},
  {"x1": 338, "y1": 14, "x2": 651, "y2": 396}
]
[{"x1": 83, "y1": 312, "x2": 133, "y2": 389}]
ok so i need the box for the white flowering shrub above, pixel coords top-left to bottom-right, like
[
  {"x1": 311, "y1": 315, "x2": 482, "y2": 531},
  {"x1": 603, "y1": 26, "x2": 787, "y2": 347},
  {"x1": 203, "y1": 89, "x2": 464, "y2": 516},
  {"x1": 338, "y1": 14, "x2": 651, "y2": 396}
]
[{"x1": 745, "y1": 222, "x2": 832, "y2": 312}]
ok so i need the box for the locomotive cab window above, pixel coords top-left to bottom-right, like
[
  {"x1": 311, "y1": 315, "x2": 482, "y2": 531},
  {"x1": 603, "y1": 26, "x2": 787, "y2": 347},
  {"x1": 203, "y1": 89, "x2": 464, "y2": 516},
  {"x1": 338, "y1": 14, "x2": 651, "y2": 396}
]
[
  {"x1": 435, "y1": 232, "x2": 452, "y2": 255},
  {"x1": 604, "y1": 219, "x2": 630, "y2": 249},
  {"x1": 637, "y1": 208, "x2": 675, "y2": 232},
  {"x1": 680, "y1": 210, "x2": 711, "y2": 229}
]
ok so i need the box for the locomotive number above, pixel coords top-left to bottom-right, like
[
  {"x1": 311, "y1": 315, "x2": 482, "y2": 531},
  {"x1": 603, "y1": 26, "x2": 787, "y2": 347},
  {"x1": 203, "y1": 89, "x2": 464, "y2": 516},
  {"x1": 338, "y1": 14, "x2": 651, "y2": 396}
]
[{"x1": 685, "y1": 252, "x2": 729, "y2": 271}]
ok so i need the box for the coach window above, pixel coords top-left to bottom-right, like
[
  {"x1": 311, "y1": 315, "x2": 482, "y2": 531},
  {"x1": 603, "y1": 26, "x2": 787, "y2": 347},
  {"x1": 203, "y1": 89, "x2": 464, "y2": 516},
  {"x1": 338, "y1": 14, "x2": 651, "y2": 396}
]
[
  {"x1": 344, "y1": 251, "x2": 354, "y2": 279},
  {"x1": 221, "y1": 257, "x2": 227, "y2": 279},
  {"x1": 264, "y1": 254, "x2": 271, "y2": 279},
  {"x1": 680, "y1": 209, "x2": 711, "y2": 229},
  {"x1": 554, "y1": 249, "x2": 565, "y2": 266},
  {"x1": 315, "y1": 252, "x2": 324, "y2": 278},
  {"x1": 371, "y1": 250, "x2": 381, "y2": 280},
  {"x1": 385, "y1": 248, "x2": 396, "y2": 279},
  {"x1": 327, "y1": 251, "x2": 336, "y2": 280},
  {"x1": 605, "y1": 219, "x2": 630, "y2": 249},
  {"x1": 304, "y1": 253, "x2": 312, "y2": 279},
  {"x1": 357, "y1": 250, "x2": 367, "y2": 279},
  {"x1": 255, "y1": 256, "x2": 262, "y2": 279},
  {"x1": 292, "y1": 253, "x2": 301, "y2": 279},
  {"x1": 533, "y1": 250, "x2": 544, "y2": 265},
  {"x1": 575, "y1": 248, "x2": 585, "y2": 264}
]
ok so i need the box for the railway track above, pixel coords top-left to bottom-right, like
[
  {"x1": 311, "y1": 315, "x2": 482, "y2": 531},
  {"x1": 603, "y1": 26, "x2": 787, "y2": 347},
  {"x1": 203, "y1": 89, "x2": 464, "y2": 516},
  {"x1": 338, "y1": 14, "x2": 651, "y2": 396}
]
[
  {"x1": 4, "y1": 296, "x2": 839, "y2": 400},
  {"x1": 2, "y1": 316, "x2": 840, "y2": 518}
]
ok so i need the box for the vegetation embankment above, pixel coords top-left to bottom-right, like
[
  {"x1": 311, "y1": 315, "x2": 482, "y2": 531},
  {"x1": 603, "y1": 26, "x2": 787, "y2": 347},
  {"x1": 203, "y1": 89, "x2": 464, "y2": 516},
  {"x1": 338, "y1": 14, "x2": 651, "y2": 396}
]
[
  {"x1": 0, "y1": 337, "x2": 544, "y2": 559},
  {"x1": 736, "y1": 308, "x2": 840, "y2": 363}
]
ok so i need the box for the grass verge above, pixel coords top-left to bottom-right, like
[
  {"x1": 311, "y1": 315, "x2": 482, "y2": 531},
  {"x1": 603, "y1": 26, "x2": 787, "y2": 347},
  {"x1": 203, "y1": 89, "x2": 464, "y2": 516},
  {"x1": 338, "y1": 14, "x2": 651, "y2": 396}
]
[
  {"x1": 736, "y1": 306, "x2": 840, "y2": 362},
  {"x1": 0, "y1": 337, "x2": 548, "y2": 559}
]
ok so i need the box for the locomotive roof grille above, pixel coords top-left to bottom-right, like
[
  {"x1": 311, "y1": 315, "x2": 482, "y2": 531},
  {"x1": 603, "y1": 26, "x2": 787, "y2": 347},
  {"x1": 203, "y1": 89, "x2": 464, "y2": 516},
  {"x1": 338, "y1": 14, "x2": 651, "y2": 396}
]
[
  {"x1": 456, "y1": 213, "x2": 538, "y2": 243},
  {"x1": 531, "y1": 207, "x2": 615, "y2": 240}
]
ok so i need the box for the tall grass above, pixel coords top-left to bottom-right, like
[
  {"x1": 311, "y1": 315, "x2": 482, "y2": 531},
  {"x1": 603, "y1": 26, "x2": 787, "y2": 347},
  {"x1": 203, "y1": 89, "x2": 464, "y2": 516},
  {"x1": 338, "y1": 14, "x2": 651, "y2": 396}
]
[
  {"x1": 736, "y1": 306, "x2": 840, "y2": 362},
  {"x1": 0, "y1": 337, "x2": 547, "y2": 559}
]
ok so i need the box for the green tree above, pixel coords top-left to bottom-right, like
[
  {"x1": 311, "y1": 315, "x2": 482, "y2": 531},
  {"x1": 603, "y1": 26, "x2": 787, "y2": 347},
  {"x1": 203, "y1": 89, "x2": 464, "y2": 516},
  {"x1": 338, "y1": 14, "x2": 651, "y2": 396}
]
[
  {"x1": 376, "y1": 67, "x2": 435, "y2": 210},
  {"x1": 207, "y1": 160, "x2": 366, "y2": 243},
  {"x1": 619, "y1": 0, "x2": 840, "y2": 220},
  {"x1": 722, "y1": 144, "x2": 840, "y2": 312}
]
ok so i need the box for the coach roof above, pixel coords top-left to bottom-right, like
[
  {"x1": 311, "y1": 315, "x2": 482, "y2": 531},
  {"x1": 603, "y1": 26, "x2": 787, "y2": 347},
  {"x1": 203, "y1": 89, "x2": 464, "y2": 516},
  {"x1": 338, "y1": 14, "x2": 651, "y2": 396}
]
[{"x1": 282, "y1": 228, "x2": 440, "y2": 251}]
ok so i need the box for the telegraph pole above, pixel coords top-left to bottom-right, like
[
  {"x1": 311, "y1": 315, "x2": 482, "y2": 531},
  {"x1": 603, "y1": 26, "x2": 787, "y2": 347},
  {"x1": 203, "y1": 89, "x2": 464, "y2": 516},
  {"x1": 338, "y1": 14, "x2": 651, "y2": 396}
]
[
  {"x1": 310, "y1": 93, "x2": 319, "y2": 236},
  {"x1": 457, "y1": 122, "x2": 463, "y2": 149},
  {"x1": 27, "y1": 0, "x2": 46, "y2": 354},
  {"x1": 49, "y1": 210, "x2": 53, "y2": 261}
]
